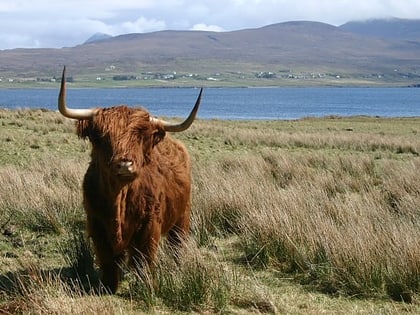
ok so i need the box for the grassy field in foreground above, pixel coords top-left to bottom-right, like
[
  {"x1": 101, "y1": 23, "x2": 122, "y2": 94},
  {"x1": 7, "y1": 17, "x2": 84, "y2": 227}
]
[{"x1": 0, "y1": 109, "x2": 419, "y2": 314}]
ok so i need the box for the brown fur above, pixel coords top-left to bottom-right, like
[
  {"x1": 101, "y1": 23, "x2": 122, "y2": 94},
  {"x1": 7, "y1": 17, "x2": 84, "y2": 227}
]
[{"x1": 77, "y1": 106, "x2": 191, "y2": 293}]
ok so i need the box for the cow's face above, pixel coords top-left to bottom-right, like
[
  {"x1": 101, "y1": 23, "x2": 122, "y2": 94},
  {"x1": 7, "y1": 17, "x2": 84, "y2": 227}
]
[{"x1": 77, "y1": 106, "x2": 165, "y2": 182}]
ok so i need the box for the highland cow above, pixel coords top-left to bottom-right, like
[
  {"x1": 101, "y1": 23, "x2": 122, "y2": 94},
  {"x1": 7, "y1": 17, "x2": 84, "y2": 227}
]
[{"x1": 58, "y1": 67, "x2": 202, "y2": 293}]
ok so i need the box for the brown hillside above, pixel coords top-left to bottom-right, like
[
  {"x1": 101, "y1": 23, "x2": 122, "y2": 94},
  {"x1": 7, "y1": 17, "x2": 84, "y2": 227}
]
[{"x1": 1, "y1": 21, "x2": 419, "y2": 79}]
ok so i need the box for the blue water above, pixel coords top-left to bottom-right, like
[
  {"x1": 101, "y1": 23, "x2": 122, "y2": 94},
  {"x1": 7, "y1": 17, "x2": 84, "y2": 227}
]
[{"x1": 0, "y1": 87, "x2": 419, "y2": 120}]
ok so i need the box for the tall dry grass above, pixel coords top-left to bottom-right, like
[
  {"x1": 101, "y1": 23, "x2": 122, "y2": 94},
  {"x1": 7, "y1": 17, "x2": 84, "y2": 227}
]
[
  {"x1": 0, "y1": 158, "x2": 85, "y2": 235},
  {"x1": 192, "y1": 146, "x2": 420, "y2": 302},
  {"x1": 0, "y1": 110, "x2": 419, "y2": 313}
]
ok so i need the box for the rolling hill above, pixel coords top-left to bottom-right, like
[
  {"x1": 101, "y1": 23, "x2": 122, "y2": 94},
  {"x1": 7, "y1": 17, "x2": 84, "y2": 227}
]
[
  {"x1": 1, "y1": 19, "x2": 420, "y2": 86},
  {"x1": 340, "y1": 17, "x2": 420, "y2": 40}
]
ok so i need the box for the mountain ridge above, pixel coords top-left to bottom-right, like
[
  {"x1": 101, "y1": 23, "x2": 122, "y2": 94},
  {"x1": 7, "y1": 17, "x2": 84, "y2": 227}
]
[
  {"x1": 1, "y1": 19, "x2": 420, "y2": 86},
  {"x1": 84, "y1": 33, "x2": 113, "y2": 44},
  {"x1": 340, "y1": 17, "x2": 420, "y2": 40}
]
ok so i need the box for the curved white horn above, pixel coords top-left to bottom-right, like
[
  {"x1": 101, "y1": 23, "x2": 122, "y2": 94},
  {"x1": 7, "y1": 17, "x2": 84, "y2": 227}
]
[
  {"x1": 151, "y1": 88, "x2": 203, "y2": 132},
  {"x1": 58, "y1": 66, "x2": 96, "y2": 120}
]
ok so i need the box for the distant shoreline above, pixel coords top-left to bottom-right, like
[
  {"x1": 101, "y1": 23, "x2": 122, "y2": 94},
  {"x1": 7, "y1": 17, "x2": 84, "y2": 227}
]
[{"x1": 0, "y1": 79, "x2": 417, "y2": 90}]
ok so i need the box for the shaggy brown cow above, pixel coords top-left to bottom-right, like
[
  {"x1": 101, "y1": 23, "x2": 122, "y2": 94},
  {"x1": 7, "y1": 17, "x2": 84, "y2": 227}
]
[{"x1": 58, "y1": 67, "x2": 202, "y2": 293}]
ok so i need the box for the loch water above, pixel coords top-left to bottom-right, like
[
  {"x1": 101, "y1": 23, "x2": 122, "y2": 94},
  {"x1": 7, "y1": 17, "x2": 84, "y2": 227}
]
[{"x1": 1, "y1": 87, "x2": 420, "y2": 120}]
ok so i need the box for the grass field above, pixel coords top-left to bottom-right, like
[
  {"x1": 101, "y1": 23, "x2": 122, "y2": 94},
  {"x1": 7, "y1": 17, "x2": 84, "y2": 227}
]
[{"x1": 0, "y1": 109, "x2": 419, "y2": 314}]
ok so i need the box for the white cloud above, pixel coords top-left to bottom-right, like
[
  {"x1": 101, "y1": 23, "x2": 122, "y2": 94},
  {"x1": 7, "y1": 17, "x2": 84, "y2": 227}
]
[
  {"x1": 0, "y1": 0, "x2": 420, "y2": 49},
  {"x1": 190, "y1": 23, "x2": 225, "y2": 32},
  {"x1": 118, "y1": 17, "x2": 167, "y2": 34}
]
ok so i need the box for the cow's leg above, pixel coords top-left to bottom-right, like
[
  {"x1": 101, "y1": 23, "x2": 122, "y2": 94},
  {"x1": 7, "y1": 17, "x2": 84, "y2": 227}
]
[
  {"x1": 100, "y1": 254, "x2": 124, "y2": 294},
  {"x1": 130, "y1": 221, "x2": 162, "y2": 269},
  {"x1": 87, "y1": 217, "x2": 123, "y2": 294},
  {"x1": 129, "y1": 223, "x2": 162, "y2": 292},
  {"x1": 167, "y1": 204, "x2": 191, "y2": 249}
]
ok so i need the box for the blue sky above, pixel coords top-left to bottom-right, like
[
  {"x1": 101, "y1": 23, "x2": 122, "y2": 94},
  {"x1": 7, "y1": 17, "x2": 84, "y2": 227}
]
[{"x1": 1, "y1": 0, "x2": 419, "y2": 50}]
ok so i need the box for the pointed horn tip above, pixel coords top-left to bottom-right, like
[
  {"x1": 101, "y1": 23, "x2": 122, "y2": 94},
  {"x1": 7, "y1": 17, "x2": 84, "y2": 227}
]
[
  {"x1": 151, "y1": 88, "x2": 203, "y2": 133},
  {"x1": 192, "y1": 87, "x2": 204, "y2": 111},
  {"x1": 184, "y1": 87, "x2": 203, "y2": 122},
  {"x1": 161, "y1": 88, "x2": 203, "y2": 132},
  {"x1": 58, "y1": 66, "x2": 96, "y2": 120},
  {"x1": 198, "y1": 87, "x2": 203, "y2": 99}
]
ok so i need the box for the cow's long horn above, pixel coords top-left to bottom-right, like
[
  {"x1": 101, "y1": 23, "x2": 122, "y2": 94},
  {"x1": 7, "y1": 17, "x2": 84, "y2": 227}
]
[
  {"x1": 152, "y1": 88, "x2": 203, "y2": 132},
  {"x1": 58, "y1": 66, "x2": 96, "y2": 120}
]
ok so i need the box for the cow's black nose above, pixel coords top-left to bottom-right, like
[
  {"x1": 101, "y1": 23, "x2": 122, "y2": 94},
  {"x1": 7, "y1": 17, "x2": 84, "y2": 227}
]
[{"x1": 114, "y1": 160, "x2": 135, "y2": 176}]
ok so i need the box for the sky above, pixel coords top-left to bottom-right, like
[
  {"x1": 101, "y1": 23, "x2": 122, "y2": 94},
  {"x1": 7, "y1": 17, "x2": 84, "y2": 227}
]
[{"x1": 1, "y1": 0, "x2": 420, "y2": 50}]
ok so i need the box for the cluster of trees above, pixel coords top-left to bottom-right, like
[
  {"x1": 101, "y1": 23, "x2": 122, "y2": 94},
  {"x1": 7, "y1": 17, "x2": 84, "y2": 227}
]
[
  {"x1": 112, "y1": 75, "x2": 137, "y2": 81},
  {"x1": 37, "y1": 76, "x2": 74, "y2": 83}
]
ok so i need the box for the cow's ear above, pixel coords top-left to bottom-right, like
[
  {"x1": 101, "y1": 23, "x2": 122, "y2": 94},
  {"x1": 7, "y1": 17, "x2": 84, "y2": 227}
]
[
  {"x1": 152, "y1": 127, "x2": 166, "y2": 146},
  {"x1": 143, "y1": 127, "x2": 165, "y2": 164},
  {"x1": 76, "y1": 120, "x2": 92, "y2": 139}
]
